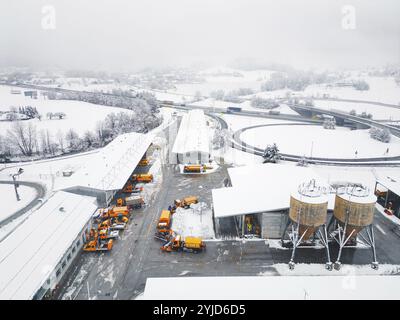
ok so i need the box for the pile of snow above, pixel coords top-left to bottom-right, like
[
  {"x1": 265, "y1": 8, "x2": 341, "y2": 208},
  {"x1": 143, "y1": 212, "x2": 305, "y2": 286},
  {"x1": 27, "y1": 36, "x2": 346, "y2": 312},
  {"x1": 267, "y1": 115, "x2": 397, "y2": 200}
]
[{"x1": 171, "y1": 202, "x2": 215, "y2": 239}]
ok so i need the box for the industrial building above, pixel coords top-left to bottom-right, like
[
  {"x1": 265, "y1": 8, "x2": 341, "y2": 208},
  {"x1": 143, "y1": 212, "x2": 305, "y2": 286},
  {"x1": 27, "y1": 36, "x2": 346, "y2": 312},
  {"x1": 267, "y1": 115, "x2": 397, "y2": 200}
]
[
  {"x1": 375, "y1": 175, "x2": 400, "y2": 218},
  {"x1": 0, "y1": 131, "x2": 155, "y2": 299},
  {"x1": 212, "y1": 163, "x2": 380, "y2": 270},
  {"x1": 172, "y1": 109, "x2": 210, "y2": 164},
  {"x1": 0, "y1": 191, "x2": 98, "y2": 299},
  {"x1": 61, "y1": 131, "x2": 154, "y2": 206},
  {"x1": 141, "y1": 275, "x2": 400, "y2": 300},
  {"x1": 212, "y1": 164, "x2": 334, "y2": 239}
]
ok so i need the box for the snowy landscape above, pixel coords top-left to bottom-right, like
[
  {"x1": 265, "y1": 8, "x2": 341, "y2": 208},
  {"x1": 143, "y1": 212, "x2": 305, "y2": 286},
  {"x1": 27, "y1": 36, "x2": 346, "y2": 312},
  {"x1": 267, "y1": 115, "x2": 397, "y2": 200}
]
[{"x1": 1, "y1": 0, "x2": 400, "y2": 305}]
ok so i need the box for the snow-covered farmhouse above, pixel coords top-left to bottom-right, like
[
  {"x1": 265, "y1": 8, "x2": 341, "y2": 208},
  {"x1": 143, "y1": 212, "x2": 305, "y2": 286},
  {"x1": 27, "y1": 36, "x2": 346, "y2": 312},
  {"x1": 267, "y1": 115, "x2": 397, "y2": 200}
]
[{"x1": 172, "y1": 109, "x2": 210, "y2": 164}]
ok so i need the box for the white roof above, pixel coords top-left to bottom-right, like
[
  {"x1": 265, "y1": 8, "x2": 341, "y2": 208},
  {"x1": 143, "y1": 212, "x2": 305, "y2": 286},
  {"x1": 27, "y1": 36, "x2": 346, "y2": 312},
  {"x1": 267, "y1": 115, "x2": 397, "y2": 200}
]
[
  {"x1": 172, "y1": 109, "x2": 209, "y2": 155},
  {"x1": 0, "y1": 191, "x2": 97, "y2": 300},
  {"x1": 63, "y1": 132, "x2": 153, "y2": 191},
  {"x1": 212, "y1": 164, "x2": 332, "y2": 218},
  {"x1": 142, "y1": 275, "x2": 400, "y2": 300},
  {"x1": 376, "y1": 174, "x2": 400, "y2": 196}
]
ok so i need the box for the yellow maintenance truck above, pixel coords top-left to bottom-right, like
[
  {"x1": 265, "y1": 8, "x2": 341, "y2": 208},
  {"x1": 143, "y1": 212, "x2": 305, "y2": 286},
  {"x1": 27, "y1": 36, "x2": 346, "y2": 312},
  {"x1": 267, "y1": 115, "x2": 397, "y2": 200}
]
[
  {"x1": 161, "y1": 235, "x2": 206, "y2": 253},
  {"x1": 174, "y1": 196, "x2": 199, "y2": 209}
]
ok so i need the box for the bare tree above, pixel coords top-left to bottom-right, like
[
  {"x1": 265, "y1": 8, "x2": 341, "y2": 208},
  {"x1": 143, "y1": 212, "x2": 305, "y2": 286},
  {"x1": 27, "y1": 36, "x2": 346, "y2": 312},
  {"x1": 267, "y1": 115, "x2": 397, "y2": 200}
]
[
  {"x1": 56, "y1": 129, "x2": 65, "y2": 153},
  {"x1": 6, "y1": 121, "x2": 37, "y2": 156}
]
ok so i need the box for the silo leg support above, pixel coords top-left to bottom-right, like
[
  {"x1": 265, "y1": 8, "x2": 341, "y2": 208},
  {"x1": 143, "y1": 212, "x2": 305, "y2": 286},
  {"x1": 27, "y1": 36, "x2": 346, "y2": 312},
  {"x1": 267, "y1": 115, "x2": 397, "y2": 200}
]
[
  {"x1": 366, "y1": 225, "x2": 379, "y2": 270},
  {"x1": 317, "y1": 224, "x2": 332, "y2": 271},
  {"x1": 288, "y1": 223, "x2": 300, "y2": 270},
  {"x1": 288, "y1": 225, "x2": 308, "y2": 270},
  {"x1": 281, "y1": 219, "x2": 291, "y2": 245}
]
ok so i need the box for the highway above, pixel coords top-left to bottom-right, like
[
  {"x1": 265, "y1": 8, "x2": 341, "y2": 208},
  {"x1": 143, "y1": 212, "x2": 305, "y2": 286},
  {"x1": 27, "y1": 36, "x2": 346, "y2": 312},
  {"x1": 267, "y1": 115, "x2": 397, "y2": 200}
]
[
  {"x1": 9, "y1": 82, "x2": 399, "y2": 131},
  {"x1": 7, "y1": 82, "x2": 400, "y2": 166}
]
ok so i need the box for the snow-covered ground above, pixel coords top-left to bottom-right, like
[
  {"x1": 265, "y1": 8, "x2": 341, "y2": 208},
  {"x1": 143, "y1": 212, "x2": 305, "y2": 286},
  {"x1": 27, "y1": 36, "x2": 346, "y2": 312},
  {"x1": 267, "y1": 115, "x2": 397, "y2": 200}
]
[
  {"x1": 313, "y1": 100, "x2": 400, "y2": 121},
  {"x1": 221, "y1": 114, "x2": 292, "y2": 131},
  {"x1": 174, "y1": 67, "x2": 272, "y2": 97},
  {"x1": 0, "y1": 184, "x2": 37, "y2": 223},
  {"x1": 269, "y1": 263, "x2": 400, "y2": 276},
  {"x1": 241, "y1": 124, "x2": 400, "y2": 158},
  {"x1": 304, "y1": 76, "x2": 400, "y2": 106},
  {"x1": 171, "y1": 202, "x2": 215, "y2": 239},
  {"x1": 142, "y1": 273, "x2": 400, "y2": 300},
  {"x1": 213, "y1": 146, "x2": 264, "y2": 167},
  {"x1": 0, "y1": 85, "x2": 135, "y2": 136},
  {"x1": 0, "y1": 151, "x2": 99, "y2": 195}
]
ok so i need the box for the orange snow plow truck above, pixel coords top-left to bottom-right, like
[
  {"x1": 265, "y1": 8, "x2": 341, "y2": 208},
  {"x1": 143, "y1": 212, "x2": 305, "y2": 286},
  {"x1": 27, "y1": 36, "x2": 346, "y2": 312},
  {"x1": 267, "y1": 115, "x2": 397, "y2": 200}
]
[
  {"x1": 132, "y1": 174, "x2": 153, "y2": 183},
  {"x1": 161, "y1": 235, "x2": 206, "y2": 253},
  {"x1": 174, "y1": 196, "x2": 198, "y2": 209},
  {"x1": 157, "y1": 210, "x2": 171, "y2": 231}
]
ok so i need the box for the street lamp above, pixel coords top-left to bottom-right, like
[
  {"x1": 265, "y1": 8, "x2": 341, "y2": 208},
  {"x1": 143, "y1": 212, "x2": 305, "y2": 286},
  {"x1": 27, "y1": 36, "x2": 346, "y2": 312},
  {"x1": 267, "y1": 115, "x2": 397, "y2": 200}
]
[{"x1": 11, "y1": 168, "x2": 24, "y2": 201}]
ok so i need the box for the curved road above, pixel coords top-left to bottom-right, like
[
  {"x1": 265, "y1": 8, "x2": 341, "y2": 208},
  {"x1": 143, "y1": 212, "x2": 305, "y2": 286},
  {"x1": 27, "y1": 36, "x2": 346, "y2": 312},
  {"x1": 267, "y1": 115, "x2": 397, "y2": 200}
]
[
  {"x1": 230, "y1": 122, "x2": 400, "y2": 166},
  {"x1": 4, "y1": 83, "x2": 400, "y2": 167}
]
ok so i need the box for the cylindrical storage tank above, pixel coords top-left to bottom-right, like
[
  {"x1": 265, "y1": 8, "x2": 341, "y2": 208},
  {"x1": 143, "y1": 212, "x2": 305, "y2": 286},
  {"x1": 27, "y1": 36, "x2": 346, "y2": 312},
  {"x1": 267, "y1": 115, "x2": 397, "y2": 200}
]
[
  {"x1": 289, "y1": 180, "x2": 328, "y2": 240},
  {"x1": 333, "y1": 185, "x2": 377, "y2": 237}
]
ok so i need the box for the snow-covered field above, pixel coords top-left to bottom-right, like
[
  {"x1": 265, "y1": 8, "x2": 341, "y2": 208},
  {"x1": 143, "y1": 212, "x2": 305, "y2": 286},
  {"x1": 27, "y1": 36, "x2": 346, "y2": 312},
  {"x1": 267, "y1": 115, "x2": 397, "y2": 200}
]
[
  {"x1": 0, "y1": 184, "x2": 37, "y2": 223},
  {"x1": 0, "y1": 85, "x2": 135, "y2": 136},
  {"x1": 313, "y1": 100, "x2": 400, "y2": 121},
  {"x1": 304, "y1": 76, "x2": 400, "y2": 106},
  {"x1": 171, "y1": 202, "x2": 215, "y2": 239},
  {"x1": 241, "y1": 124, "x2": 400, "y2": 158},
  {"x1": 174, "y1": 67, "x2": 272, "y2": 97}
]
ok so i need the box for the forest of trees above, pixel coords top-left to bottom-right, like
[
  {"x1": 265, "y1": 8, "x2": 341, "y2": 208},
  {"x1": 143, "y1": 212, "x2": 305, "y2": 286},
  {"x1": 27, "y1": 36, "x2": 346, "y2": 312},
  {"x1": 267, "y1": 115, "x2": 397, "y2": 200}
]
[{"x1": 261, "y1": 71, "x2": 335, "y2": 92}]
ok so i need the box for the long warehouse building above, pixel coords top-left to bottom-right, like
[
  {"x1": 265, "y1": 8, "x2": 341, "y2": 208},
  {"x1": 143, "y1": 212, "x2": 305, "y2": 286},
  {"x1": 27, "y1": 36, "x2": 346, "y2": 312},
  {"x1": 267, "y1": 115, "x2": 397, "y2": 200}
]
[
  {"x1": 172, "y1": 109, "x2": 210, "y2": 164},
  {"x1": 0, "y1": 191, "x2": 97, "y2": 300}
]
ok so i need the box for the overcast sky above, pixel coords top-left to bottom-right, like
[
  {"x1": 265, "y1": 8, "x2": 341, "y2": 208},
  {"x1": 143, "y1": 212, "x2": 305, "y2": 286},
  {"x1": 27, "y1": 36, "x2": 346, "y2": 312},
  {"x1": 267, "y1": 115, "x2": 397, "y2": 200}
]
[{"x1": 0, "y1": 0, "x2": 399, "y2": 72}]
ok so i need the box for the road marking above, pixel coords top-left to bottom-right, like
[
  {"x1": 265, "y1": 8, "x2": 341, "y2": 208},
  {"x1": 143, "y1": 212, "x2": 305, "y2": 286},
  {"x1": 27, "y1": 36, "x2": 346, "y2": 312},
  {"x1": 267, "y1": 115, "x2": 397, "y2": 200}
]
[{"x1": 375, "y1": 224, "x2": 386, "y2": 235}]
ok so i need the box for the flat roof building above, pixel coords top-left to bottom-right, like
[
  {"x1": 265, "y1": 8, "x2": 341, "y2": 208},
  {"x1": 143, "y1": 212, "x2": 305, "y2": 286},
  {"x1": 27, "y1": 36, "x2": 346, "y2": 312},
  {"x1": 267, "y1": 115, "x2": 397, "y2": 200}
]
[
  {"x1": 212, "y1": 164, "x2": 333, "y2": 238},
  {"x1": 0, "y1": 191, "x2": 97, "y2": 300},
  {"x1": 60, "y1": 131, "x2": 154, "y2": 205},
  {"x1": 172, "y1": 109, "x2": 210, "y2": 164},
  {"x1": 141, "y1": 275, "x2": 400, "y2": 300}
]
